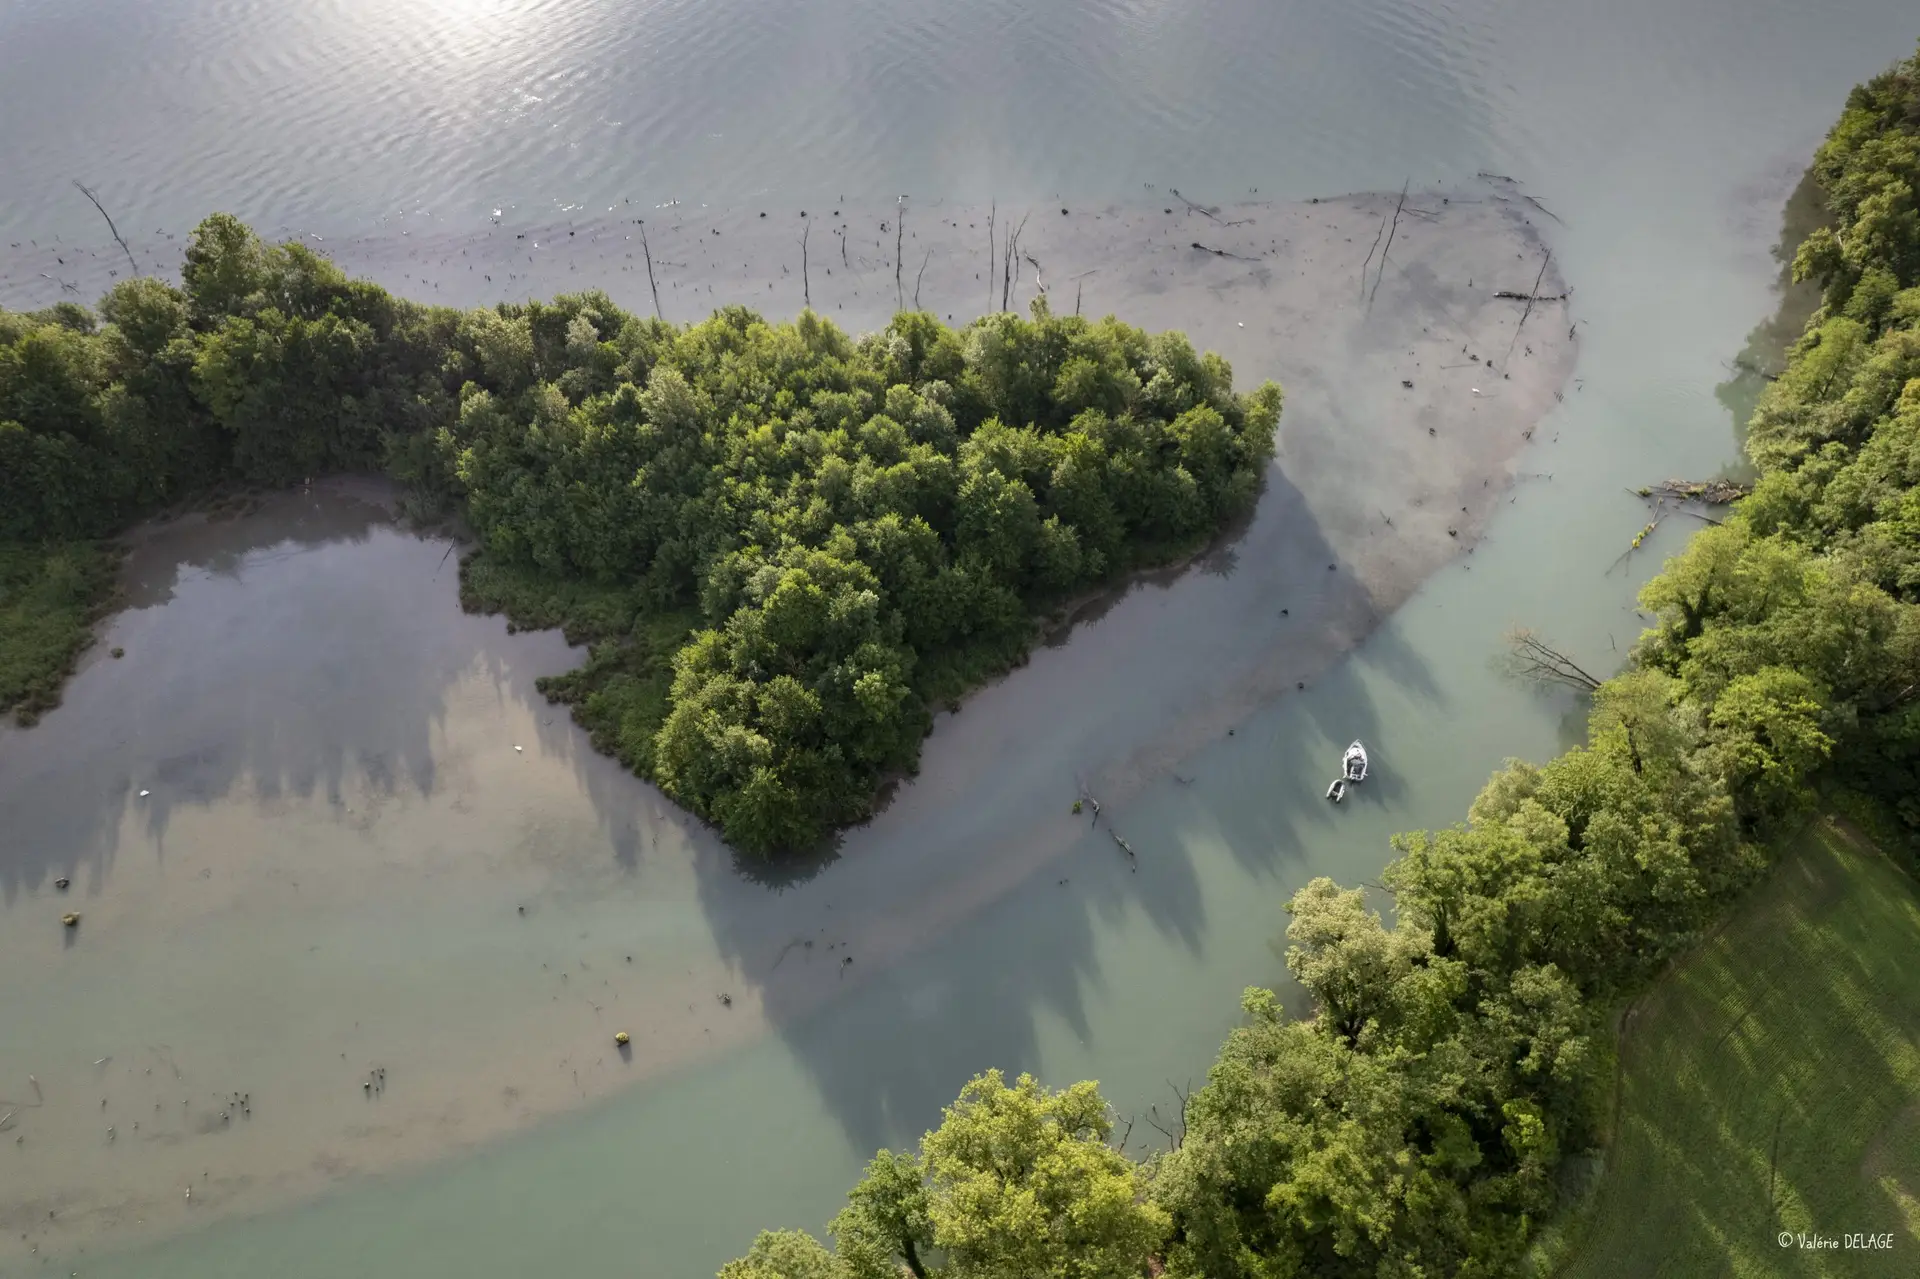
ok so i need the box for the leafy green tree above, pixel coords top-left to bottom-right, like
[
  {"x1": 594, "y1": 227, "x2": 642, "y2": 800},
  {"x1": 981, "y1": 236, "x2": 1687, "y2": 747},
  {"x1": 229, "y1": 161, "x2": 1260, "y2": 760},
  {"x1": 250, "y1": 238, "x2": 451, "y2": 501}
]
[
  {"x1": 718, "y1": 1230, "x2": 848, "y2": 1279},
  {"x1": 724, "y1": 1072, "x2": 1166, "y2": 1279}
]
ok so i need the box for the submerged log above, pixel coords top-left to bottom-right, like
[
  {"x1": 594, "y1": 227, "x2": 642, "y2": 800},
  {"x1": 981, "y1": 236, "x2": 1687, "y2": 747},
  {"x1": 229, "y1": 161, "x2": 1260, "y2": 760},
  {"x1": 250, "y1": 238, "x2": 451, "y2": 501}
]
[{"x1": 1638, "y1": 478, "x2": 1750, "y2": 505}]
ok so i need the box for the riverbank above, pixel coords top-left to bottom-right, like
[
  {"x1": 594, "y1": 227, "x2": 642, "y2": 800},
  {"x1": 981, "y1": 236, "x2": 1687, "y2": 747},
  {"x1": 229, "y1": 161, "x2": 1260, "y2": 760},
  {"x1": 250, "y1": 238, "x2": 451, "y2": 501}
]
[{"x1": 0, "y1": 188, "x2": 1576, "y2": 1267}]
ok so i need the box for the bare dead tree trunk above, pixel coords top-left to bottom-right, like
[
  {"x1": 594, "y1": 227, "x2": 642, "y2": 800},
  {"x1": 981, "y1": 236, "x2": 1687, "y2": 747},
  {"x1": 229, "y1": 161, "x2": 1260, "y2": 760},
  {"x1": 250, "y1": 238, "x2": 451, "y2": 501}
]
[
  {"x1": 986, "y1": 200, "x2": 996, "y2": 313},
  {"x1": 1070, "y1": 268, "x2": 1097, "y2": 318},
  {"x1": 1002, "y1": 212, "x2": 1028, "y2": 312},
  {"x1": 895, "y1": 197, "x2": 906, "y2": 312},
  {"x1": 1504, "y1": 627, "x2": 1602, "y2": 692},
  {"x1": 638, "y1": 222, "x2": 662, "y2": 320},
  {"x1": 800, "y1": 219, "x2": 811, "y2": 308},
  {"x1": 73, "y1": 180, "x2": 138, "y2": 278}
]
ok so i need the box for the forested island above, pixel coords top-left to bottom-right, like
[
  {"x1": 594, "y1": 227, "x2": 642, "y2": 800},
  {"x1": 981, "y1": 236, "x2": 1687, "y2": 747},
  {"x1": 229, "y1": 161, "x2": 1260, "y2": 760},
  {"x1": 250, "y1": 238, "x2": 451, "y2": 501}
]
[
  {"x1": 715, "y1": 42, "x2": 1920, "y2": 1279},
  {"x1": 0, "y1": 224, "x2": 1278, "y2": 854}
]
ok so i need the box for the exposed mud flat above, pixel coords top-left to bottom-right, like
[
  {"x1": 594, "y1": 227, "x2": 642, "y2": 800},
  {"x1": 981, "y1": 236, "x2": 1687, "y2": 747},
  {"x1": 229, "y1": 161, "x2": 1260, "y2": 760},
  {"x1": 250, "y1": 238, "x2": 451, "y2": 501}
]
[{"x1": 0, "y1": 188, "x2": 1574, "y2": 1266}]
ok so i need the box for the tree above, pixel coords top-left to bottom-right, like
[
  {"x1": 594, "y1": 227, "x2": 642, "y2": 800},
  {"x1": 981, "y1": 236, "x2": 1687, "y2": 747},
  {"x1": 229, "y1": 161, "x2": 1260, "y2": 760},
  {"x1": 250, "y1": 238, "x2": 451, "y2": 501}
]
[
  {"x1": 1283, "y1": 878, "x2": 1426, "y2": 1046},
  {"x1": 719, "y1": 1231, "x2": 848, "y2": 1279},
  {"x1": 723, "y1": 1074, "x2": 1166, "y2": 1279}
]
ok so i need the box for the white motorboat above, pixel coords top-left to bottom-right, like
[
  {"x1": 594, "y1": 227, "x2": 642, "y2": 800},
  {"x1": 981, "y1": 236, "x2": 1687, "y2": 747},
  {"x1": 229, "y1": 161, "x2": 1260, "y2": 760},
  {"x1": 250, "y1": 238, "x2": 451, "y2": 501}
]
[{"x1": 1343, "y1": 741, "x2": 1369, "y2": 783}]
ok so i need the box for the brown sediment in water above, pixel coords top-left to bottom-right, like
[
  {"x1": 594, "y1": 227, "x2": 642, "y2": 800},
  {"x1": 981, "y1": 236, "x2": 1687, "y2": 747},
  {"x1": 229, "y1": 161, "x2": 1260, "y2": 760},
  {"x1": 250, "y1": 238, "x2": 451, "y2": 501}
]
[{"x1": 0, "y1": 187, "x2": 1575, "y2": 1264}]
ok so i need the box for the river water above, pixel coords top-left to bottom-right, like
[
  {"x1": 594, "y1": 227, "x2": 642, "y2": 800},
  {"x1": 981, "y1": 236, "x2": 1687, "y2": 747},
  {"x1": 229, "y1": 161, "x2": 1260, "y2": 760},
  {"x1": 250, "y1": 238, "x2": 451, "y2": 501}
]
[{"x1": 1, "y1": 0, "x2": 1913, "y2": 1276}]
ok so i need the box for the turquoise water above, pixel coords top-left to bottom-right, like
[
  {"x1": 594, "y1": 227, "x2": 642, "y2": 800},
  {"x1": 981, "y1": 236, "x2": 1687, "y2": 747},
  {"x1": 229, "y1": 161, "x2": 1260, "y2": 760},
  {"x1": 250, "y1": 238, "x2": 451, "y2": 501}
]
[{"x1": 2, "y1": 0, "x2": 1915, "y2": 1275}]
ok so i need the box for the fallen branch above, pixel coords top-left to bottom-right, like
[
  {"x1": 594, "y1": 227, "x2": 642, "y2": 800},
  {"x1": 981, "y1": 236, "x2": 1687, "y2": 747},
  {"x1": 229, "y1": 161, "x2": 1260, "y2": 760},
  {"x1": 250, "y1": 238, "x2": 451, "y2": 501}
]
[
  {"x1": 1168, "y1": 188, "x2": 1248, "y2": 227},
  {"x1": 74, "y1": 180, "x2": 139, "y2": 277},
  {"x1": 1367, "y1": 179, "x2": 1409, "y2": 311},
  {"x1": 895, "y1": 197, "x2": 906, "y2": 312},
  {"x1": 1493, "y1": 288, "x2": 1568, "y2": 302},
  {"x1": 1189, "y1": 241, "x2": 1257, "y2": 262},
  {"x1": 1636, "y1": 478, "x2": 1750, "y2": 505},
  {"x1": 800, "y1": 219, "x2": 811, "y2": 308},
  {"x1": 1074, "y1": 776, "x2": 1102, "y2": 827},
  {"x1": 1504, "y1": 627, "x2": 1602, "y2": 692},
  {"x1": 638, "y1": 223, "x2": 662, "y2": 320},
  {"x1": 1608, "y1": 508, "x2": 1665, "y2": 574},
  {"x1": 1023, "y1": 251, "x2": 1046, "y2": 295},
  {"x1": 1503, "y1": 248, "x2": 1552, "y2": 365},
  {"x1": 1359, "y1": 212, "x2": 1387, "y2": 303},
  {"x1": 913, "y1": 248, "x2": 931, "y2": 309},
  {"x1": 1521, "y1": 193, "x2": 1564, "y2": 225},
  {"x1": 986, "y1": 200, "x2": 996, "y2": 312}
]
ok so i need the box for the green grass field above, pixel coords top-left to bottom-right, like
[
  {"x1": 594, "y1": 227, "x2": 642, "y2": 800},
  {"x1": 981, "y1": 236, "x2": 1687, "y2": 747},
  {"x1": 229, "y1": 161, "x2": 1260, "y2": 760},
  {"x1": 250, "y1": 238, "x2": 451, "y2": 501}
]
[{"x1": 1556, "y1": 817, "x2": 1920, "y2": 1277}]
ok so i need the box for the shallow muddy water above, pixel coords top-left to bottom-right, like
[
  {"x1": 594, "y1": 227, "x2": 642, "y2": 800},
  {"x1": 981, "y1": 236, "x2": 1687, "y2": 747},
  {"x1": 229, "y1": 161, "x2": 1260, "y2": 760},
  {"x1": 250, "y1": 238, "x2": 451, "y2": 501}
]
[{"x1": 2, "y1": 0, "x2": 1917, "y2": 1275}]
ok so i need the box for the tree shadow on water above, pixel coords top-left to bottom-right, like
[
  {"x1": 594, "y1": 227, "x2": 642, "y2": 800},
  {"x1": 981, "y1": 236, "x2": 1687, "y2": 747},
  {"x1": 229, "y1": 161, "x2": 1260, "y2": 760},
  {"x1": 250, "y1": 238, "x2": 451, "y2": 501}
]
[
  {"x1": 664, "y1": 465, "x2": 1441, "y2": 1159},
  {"x1": 1713, "y1": 164, "x2": 1826, "y2": 446},
  {"x1": 0, "y1": 484, "x2": 558, "y2": 902}
]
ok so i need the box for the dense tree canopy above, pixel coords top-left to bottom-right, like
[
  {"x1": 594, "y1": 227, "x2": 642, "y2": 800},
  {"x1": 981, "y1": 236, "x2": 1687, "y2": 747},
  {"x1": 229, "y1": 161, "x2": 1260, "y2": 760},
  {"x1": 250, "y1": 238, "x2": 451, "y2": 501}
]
[
  {"x1": 0, "y1": 217, "x2": 1281, "y2": 850},
  {"x1": 721, "y1": 40, "x2": 1920, "y2": 1278},
  {"x1": 721, "y1": 1072, "x2": 1167, "y2": 1279}
]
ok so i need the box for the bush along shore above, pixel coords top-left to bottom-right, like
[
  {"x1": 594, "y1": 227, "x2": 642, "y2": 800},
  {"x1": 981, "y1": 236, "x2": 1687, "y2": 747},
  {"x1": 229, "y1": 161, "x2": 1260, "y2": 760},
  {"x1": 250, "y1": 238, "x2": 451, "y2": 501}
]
[
  {"x1": 715, "y1": 41, "x2": 1920, "y2": 1279},
  {"x1": 0, "y1": 215, "x2": 1280, "y2": 853}
]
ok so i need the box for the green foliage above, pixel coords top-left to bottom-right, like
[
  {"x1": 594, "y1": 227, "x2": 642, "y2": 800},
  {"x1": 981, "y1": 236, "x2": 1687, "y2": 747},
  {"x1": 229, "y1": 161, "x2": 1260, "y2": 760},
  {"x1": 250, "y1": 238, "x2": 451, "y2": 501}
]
[
  {"x1": 1143, "y1": 43, "x2": 1920, "y2": 1278},
  {"x1": 723, "y1": 40, "x2": 1920, "y2": 1278},
  {"x1": 0, "y1": 541, "x2": 120, "y2": 724},
  {"x1": 719, "y1": 1071, "x2": 1168, "y2": 1279},
  {"x1": 1, "y1": 222, "x2": 1279, "y2": 857},
  {"x1": 436, "y1": 298, "x2": 1277, "y2": 854}
]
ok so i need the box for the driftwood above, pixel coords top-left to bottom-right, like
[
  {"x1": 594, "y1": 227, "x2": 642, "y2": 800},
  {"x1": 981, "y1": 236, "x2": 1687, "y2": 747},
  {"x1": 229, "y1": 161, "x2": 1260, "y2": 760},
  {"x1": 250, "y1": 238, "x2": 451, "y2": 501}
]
[
  {"x1": 1505, "y1": 627, "x2": 1602, "y2": 692},
  {"x1": 1359, "y1": 211, "x2": 1387, "y2": 302},
  {"x1": 1074, "y1": 776, "x2": 1102, "y2": 826},
  {"x1": 1367, "y1": 179, "x2": 1409, "y2": 310},
  {"x1": 1494, "y1": 288, "x2": 1568, "y2": 302},
  {"x1": 1168, "y1": 188, "x2": 1247, "y2": 227},
  {"x1": 74, "y1": 180, "x2": 139, "y2": 278},
  {"x1": 1638, "y1": 478, "x2": 1750, "y2": 505},
  {"x1": 800, "y1": 219, "x2": 811, "y2": 308},
  {"x1": 986, "y1": 200, "x2": 996, "y2": 312},
  {"x1": 638, "y1": 223, "x2": 662, "y2": 320},
  {"x1": 1189, "y1": 241, "x2": 1257, "y2": 262},
  {"x1": 913, "y1": 248, "x2": 931, "y2": 309},
  {"x1": 1608, "y1": 507, "x2": 1665, "y2": 573},
  {"x1": 1521, "y1": 193, "x2": 1564, "y2": 226},
  {"x1": 1503, "y1": 249, "x2": 1552, "y2": 365},
  {"x1": 894, "y1": 198, "x2": 906, "y2": 311},
  {"x1": 1024, "y1": 251, "x2": 1046, "y2": 295}
]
